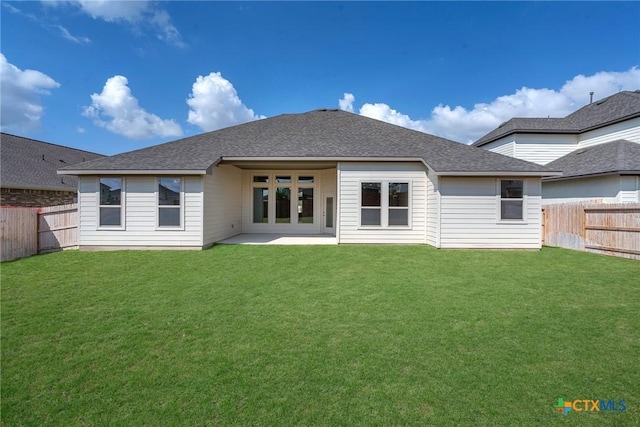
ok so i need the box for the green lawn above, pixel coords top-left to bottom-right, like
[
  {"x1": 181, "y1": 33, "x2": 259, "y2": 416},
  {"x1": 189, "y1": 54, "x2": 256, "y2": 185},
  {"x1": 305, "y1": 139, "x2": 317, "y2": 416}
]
[{"x1": 2, "y1": 246, "x2": 639, "y2": 426}]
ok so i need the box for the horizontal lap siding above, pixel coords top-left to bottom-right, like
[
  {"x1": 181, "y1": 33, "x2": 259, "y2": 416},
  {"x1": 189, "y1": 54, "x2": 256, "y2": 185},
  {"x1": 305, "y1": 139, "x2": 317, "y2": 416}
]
[
  {"x1": 203, "y1": 165, "x2": 243, "y2": 245},
  {"x1": 338, "y1": 162, "x2": 427, "y2": 244},
  {"x1": 78, "y1": 176, "x2": 203, "y2": 247},
  {"x1": 439, "y1": 177, "x2": 542, "y2": 249},
  {"x1": 514, "y1": 134, "x2": 578, "y2": 165},
  {"x1": 620, "y1": 176, "x2": 640, "y2": 203},
  {"x1": 542, "y1": 175, "x2": 622, "y2": 205},
  {"x1": 485, "y1": 138, "x2": 516, "y2": 157},
  {"x1": 578, "y1": 118, "x2": 640, "y2": 148}
]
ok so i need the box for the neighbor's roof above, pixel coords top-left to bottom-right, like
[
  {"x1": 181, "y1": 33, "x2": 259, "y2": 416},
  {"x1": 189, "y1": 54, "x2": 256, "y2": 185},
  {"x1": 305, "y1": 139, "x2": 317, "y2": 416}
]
[
  {"x1": 473, "y1": 90, "x2": 640, "y2": 147},
  {"x1": 1, "y1": 133, "x2": 104, "y2": 191},
  {"x1": 544, "y1": 140, "x2": 640, "y2": 181},
  {"x1": 60, "y1": 109, "x2": 556, "y2": 176}
]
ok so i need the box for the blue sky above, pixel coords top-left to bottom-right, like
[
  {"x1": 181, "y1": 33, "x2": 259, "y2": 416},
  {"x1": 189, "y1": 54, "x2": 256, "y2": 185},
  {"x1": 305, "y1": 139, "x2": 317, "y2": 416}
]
[{"x1": 1, "y1": 1, "x2": 639, "y2": 155}]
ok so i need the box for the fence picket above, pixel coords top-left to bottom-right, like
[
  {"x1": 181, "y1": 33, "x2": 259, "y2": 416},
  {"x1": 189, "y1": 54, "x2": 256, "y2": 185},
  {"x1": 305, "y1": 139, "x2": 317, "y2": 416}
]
[
  {"x1": 0, "y1": 203, "x2": 78, "y2": 261},
  {"x1": 543, "y1": 201, "x2": 640, "y2": 260}
]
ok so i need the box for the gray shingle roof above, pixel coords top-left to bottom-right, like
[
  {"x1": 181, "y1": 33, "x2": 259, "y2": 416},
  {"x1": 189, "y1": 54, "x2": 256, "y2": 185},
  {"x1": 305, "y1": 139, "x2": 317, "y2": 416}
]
[
  {"x1": 473, "y1": 90, "x2": 640, "y2": 146},
  {"x1": 60, "y1": 109, "x2": 554, "y2": 175},
  {"x1": 545, "y1": 140, "x2": 640, "y2": 181},
  {"x1": 1, "y1": 133, "x2": 104, "y2": 191}
]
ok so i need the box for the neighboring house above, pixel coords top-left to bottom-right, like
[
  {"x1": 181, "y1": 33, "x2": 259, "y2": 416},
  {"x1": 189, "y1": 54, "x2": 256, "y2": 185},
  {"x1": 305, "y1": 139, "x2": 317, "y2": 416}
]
[
  {"x1": 1, "y1": 133, "x2": 104, "y2": 207},
  {"x1": 473, "y1": 90, "x2": 640, "y2": 204},
  {"x1": 59, "y1": 109, "x2": 558, "y2": 250}
]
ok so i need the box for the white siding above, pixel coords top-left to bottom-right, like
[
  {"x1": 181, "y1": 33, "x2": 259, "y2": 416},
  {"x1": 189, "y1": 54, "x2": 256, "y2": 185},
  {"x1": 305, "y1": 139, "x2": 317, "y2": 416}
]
[
  {"x1": 541, "y1": 175, "x2": 623, "y2": 205},
  {"x1": 619, "y1": 175, "x2": 640, "y2": 203},
  {"x1": 203, "y1": 165, "x2": 243, "y2": 245},
  {"x1": 337, "y1": 162, "x2": 427, "y2": 244},
  {"x1": 484, "y1": 137, "x2": 516, "y2": 157},
  {"x1": 78, "y1": 175, "x2": 203, "y2": 248},
  {"x1": 426, "y1": 169, "x2": 440, "y2": 247},
  {"x1": 480, "y1": 118, "x2": 639, "y2": 166},
  {"x1": 513, "y1": 134, "x2": 578, "y2": 165},
  {"x1": 439, "y1": 177, "x2": 542, "y2": 249},
  {"x1": 578, "y1": 118, "x2": 640, "y2": 148}
]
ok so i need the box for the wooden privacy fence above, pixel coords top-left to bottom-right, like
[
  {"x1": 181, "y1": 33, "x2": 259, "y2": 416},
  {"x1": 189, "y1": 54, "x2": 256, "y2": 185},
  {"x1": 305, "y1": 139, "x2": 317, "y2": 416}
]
[
  {"x1": 1, "y1": 207, "x2": 38, "y2": 262},
  {"x1": 38, "y1": 204, "x2": 78, "y2": 253},
  {"x1": 542, "y1": 201, "x2": 640, "y2": 260},
  {"x1": 0, "y1": 203, "x2": 78, "y2": 261}
]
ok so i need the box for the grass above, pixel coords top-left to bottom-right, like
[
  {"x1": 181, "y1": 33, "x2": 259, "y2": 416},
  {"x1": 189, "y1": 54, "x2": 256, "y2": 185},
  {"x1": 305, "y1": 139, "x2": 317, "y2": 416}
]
[{"x1": 1, "y1": 245, "x2": 639, "y2": 426}]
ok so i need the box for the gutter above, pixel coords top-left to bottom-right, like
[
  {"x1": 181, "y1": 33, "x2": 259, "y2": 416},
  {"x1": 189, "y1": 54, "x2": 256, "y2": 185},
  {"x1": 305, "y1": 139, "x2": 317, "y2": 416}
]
[
  {"x1": 57, "y1": 169, "x2": 210, "y2": 175},
  {"x1": 434, "y1": 171, "x2": 563, "y2": 177},
  {"x1": 543, "y1": 170, "x2": 640, "y2": 182}
]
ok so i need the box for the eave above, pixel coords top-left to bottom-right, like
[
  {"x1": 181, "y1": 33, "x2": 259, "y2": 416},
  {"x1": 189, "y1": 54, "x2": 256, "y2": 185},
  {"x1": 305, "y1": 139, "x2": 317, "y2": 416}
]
[
  {"x1": 434, "y1": 171, "x2": 562, "y2": 177},
  {"x1": 57, "y1": 169, "x2": 209, "y2": 176},
  {"x1": 543, "y1": 170, "x2": 640, "y2": 182}
]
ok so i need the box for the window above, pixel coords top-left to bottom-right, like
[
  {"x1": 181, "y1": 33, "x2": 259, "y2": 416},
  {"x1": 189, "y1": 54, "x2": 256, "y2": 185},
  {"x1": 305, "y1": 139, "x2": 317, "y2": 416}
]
[
  {"x1": 361, "y1": 182, "x2": 381, "y2": 225},
  {"x1": 251, "y1": 173, "x2": 316, "y2": 225},
  {"x1": 388, "y1": 182, "x2": 409, "y2": 226},
  {"x1": 360, "y1": 181, "x2": 410, "y2": 227},
  {"x1": 99, "y1": 178, "x2": 123, "y2": 227},
  {"x1": 500, "y1": 179, "x2": 524, "y2": 220},
  {"x1": 325, "y1": 196, "x2": 334, "y2": 228},
  {"x1": 275, "y1": 187, "x2": 291, "y2": 223},
  {"x1": 253, "y1": 188, "x2": 269, "y2": 223},
  {"x1": 158, "y1": 177, "x2": 182, "y2": 227},
  {"x1": 298, "y1": 188, "x2": 314, "y2": 223}
]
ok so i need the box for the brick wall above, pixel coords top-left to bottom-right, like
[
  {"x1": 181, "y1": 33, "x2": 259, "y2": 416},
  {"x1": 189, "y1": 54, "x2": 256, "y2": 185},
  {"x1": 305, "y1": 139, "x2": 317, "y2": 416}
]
[{"x1": 1, "y1": 188, "x2": 77, "y2": 207}]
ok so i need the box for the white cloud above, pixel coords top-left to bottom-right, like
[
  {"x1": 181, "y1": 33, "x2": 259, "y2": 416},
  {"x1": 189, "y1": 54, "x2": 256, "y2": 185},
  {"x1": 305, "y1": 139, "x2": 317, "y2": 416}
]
[
  {"x1": 83, "y1": 75, "x2": 183, "y2": 140},
  {"x1": 57, "y1": 25, "x2": 91, "y2": 44},
  {"x1": 76, "y1": 126, "x2": 85, "y2": 134},
  {"x1": 2, "y1": 3, "x2": 21, "y2": 14},
  {"x1": 359, "y1": 103, "x2": 429, "y2": 133},
  {"x1": 70, "y1": 0, "x2": 149, "y2": 22},
  {"x1": 187, "y1": 72, "x2": 265, "y2": 132},
  {"x1": 338, "y1": 93, "x2": 355, "y2": 113},
  {"x1": 0, "y1": 53, "x2": 60, "y2": 131},
  {"x1": 65, "y1": 0, "x2": 185, "y2": 47},
  {"x1": 149, "y1": 9, "x2": 184, "y2": 47},
  {"x1": 339, "y1": 67, "x2": 640, "y2": 144}
]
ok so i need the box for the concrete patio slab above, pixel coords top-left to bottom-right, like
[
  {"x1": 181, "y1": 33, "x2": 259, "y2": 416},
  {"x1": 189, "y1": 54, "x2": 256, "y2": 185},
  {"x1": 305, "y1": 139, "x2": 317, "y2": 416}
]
[{"x1": 219, "y1": 234, "x2": 337, "y2": 245}]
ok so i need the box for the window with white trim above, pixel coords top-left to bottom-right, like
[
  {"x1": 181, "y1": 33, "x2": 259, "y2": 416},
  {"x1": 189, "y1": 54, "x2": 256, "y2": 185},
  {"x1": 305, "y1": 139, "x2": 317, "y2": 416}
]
[
  {"x1": 158, "y1": 177, "x2": 182, "y2": 227},
  {"x1": 99, "y1": 177, "x2": 123, "y2": 227},
  {"x1": 360, "y1": 181, "x2": 410, "y2": 227},
  {"x1": 252, "y1": 176, "x2": 269, "y2": 223},
  {"x1": 275, "y1": 176, "x2": 292, "y2": 224},
  {"x1": 500, "y1": 179, "x2": 524, "y2": 220},
  {"x1": 251, "y1": 173, "x2": 316, "y2": 225},
  {"x1": 297, "y1": 176, "x2": 314, "y2": 224},
  {"x1": 361, "y1": 182, "x2": 381, "y2": 225},
  {"x1": 388, "y1": 182, "x2": 409, "y2": 226}
]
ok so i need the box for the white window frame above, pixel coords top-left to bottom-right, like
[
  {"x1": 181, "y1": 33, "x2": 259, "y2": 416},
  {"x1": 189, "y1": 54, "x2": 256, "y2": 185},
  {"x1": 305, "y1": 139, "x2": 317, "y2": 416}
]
[
  {"x1": 359, "y1": 180, "x2": 412, "y2": 229},
  {"x1": 97, "y1": 177, "x2": 125, "y2": 230},
  {"x1": 251, "y1": 173, "x2": 316, "y2": 226},
  {"x1": 156, "y1": 177, "x2": 185, "y2": 230},
  {"x1": 360, "y1": 181, "x2": 382, "y2": 227},
  {"x1": 251, "y1": 175, "x2": 270, "y2": 225},
  {"x1": 296, "y1": 175, "x2": 315, "y2": 225},
  {"x1": 496, "y1": 178, "x2": 527, "y2": 223}
]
